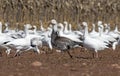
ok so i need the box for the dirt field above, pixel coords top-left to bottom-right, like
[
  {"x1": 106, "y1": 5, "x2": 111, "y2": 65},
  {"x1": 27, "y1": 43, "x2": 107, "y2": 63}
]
[{"x1": 0, "y1": 46, "x2": 120, "y2": 76}]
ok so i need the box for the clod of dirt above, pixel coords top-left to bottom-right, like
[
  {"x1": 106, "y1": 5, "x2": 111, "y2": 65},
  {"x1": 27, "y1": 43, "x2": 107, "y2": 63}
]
[
  {"x1": 31, "y1": 61, "x2": 42, "y2": 67},
  {"x1": 111, "y1": 64, "x2": 120, "y2": 69},
  {"x1": 63, "y1": 63, "x2": 70, "y2": 67},
  {"x1": 82, "y1": 63, "x2": 87, "y2": 66}
]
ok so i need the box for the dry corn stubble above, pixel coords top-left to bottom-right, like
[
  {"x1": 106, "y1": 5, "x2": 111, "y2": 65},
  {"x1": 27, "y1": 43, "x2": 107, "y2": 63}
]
[{"x1": 0, "y1": 0, "x2": 119, "y2": 29}]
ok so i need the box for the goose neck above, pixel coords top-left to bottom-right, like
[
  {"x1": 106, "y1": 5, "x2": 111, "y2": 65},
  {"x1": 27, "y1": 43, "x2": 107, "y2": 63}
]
[
  {"x1": 0, "y1": 23, "x2": 2, "y2": 34},
  {"x1": 24, "y1": 26, "x2": 29, "y2": 36},
  {"x1": 69, "y1": 24, "x2": 72, "y2": 32},
  {"x1": 114, "y1": 25, "x2": 118, "y2": 32},
  {"x1": 58, "y1": 23, "x2": 64, "y2": 33},
  {"x1": 91, "y1": 24, "x2": 95, "y2": 32},
  {"x1": 64, "y1": 23, "x2": 68, "y2": 32},
  {"x1": 98, "y1": 26, "x2": 104, "y2": 36},
  {"x1": 5, "y1": 24, "x2": 9, "y2": 32},
  {"x1": 84, "y1": 25, "x2": 89, "y2": 37},
  {"x1": 33, "y1": 26, "x2": 37, "y2": 34}
]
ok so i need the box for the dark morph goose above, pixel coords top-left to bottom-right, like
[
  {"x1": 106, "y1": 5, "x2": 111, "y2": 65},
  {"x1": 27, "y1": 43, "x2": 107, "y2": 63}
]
[{"x1": 51, "y1": 26, "x2": 83, "y2": 58}]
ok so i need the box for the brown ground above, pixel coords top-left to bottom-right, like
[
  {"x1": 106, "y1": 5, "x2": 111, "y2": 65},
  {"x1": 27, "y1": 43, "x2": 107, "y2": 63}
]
[{"x1": 0, "y1": 46, "x2": 120, "y2": 76}]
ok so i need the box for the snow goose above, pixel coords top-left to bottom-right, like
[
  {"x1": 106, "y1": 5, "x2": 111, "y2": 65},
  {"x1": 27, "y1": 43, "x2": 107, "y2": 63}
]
[
  {"x1": 57, "y1": 23, "x2": 83, "y2": 43},
  {"x1": 89, "y1": 24, "x2": 98, "y2": 37},
  {"x1": 4, "y1": 22, "x2": 9, "y2": 33},
  {"x1": 0, "y1": 22, "x2": 15, "y2": 55},
  {"x1": 3, "y1": 22, "x2": 17, "y2": 35},
  {"x1": 32, "y1": 25, "x2": 53, "y2": 50},
  {"x1": 5, "y1": 25, "x2": 42, "y2": 56},
  {"x1": 39, "y1": 19, "x2": 58, "y2": 50},
  {"x1": 82, "y1": 22, "x2": 109, "y2": 58},
  {"x1": 69, "y1": 23, "x2": 83, "y2": 36},
  {"x1": 106, "y1": 25, "x2": 120, "y2": 47},
  {"x1": 63, "y1": 21, "x2": 69, "y2": 34},
  {"x1": 104, "y1": 23, "x2": 110, "y2": 34},
  {"x1": 40, "y1": 20, "x2": 46, "y2": 31},
  {"x1": 98, "y1": 23, "x2": 118, "y2": 50},
  {"x1": 40, "y1": 28, "x2": 53, "y2": 50}
]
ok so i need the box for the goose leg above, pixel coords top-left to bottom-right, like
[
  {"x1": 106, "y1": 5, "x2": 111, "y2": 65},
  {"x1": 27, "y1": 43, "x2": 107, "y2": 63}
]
[
  {"x1": 0, "y1": 51, "x2": 2, "y2": 57},
  {"x1": 33, "y1": 46, "x2": 40, "y2": 54},
  {"x1": 66, "y1": 51, "x2": 73, "y2": 58},
  {"x1": 96, "y1": 51, "x2": 99, "y2": 58},
  {"x1": 92, "y1": 51, "x2": 98, "y2": 58},
  {"x1": 6, "y1": 48, "x2": 11, "y2": 55},
  {"x1": 48, "y1": 41, "x2": 52, "y2": 50},
  {"x1": 92, "y1": 52, "x2": 95, "y2": 58},
  {"x1": 14, "y1": 49, "x2": 20, "y2": 57},
  {"x1": 2, "y1": 45, "x2": 11, "y2": 55}
]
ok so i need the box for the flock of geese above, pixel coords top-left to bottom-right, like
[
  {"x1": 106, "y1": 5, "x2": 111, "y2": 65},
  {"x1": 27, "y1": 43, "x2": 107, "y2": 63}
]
[{"x1": 0, "y1": 19, "x2": 120, "y2": 58}]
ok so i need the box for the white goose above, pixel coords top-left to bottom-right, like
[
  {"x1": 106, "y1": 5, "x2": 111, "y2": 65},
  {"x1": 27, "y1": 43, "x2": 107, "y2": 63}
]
[
  {"x1": 82, "y1": 22, "x2": 109, "y2": 58},
  {"x1": 5, "y1": 24, "x2": 42, "y2": 56},
  {"x1": 0, "y1": 22, "x2": 14, "y2": 55},
  {"x1": 69, "y1": 23, "x2": 83, "y2": 36},
  {"x1": 104, "y1": 23, "x2": 110, "y2": 34},
  {"x1": 63, "y1": 21, "x2": 69, "y2": 34},
  {"x1": 40, "y1": 20, "x2": 46, "y2": 31},
  {"x1": 33, "y1": 25, "x2": 53, "y2": 50},
  {"x1": 98, "y1": 23, "x2": 118, "y2": 50},
  {"x1": 41, "y1": 28, "x2": 53, "y2": 50},
  {"x1": 89, "y1": 23, "x2": 99, "y2": 37},
  {"x1": 106, "y1": 24, "x2": 120, "y2": 47},
  {"x1": 57, "y1": 23, "x2": 83, "y2": 43}
]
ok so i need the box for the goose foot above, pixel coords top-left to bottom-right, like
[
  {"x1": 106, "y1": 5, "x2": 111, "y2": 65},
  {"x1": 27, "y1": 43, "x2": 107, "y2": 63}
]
[{"x1": 14, "y1": 52, "x2": 21, "y2": 57}]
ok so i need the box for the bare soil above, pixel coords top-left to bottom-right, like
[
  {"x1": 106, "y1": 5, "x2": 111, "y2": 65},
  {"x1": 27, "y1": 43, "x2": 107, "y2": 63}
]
[{"x1": 0, "y1": 46, "x2": 120, "y2": 76}]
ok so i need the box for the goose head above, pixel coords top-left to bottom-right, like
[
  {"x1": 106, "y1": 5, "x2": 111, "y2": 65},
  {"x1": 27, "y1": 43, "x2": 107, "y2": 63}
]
[
  {"x1": 82, "y1": 22, "x2": 88, "y2": 27},
  {"x1": 51, "y1": 19, "x2": 57, "y2": 25},
  {"x1": 104, "y1": 23, "x2": 110, "y2": 33},
  {"x1": 98, "y1": 21, "x2": 102, "y2": 26},
  {"x1": 98, "y1": 24, "x2": 104, "y2": 30},
  {"x1": 4, "y1": 22, "x2": 9, "y2": 27},
  {"x1": 51, "y1": 19, "x2": 58, "y2": 31},
  {"x1": 25, "y1": 24, "x2": 32, "y2": 29},
  {"x1": 4, "y1": 22, "x2": 10, "y2": 33},
  {"x1": 57, "y1": 23, "x2": 64, "y2": 32},
  {"x1": 33, "y1": 25, "x2": 37, "y2": 34},
  {"x1": 63, "y1": 21, "x2": 68, "y2": 33},
  {"x1": 24, "y1": 24, "x2": 32, "y2": 35},
  {"x1": 63, "y1": 21, "x2": 68, "y2": 27}
]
